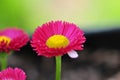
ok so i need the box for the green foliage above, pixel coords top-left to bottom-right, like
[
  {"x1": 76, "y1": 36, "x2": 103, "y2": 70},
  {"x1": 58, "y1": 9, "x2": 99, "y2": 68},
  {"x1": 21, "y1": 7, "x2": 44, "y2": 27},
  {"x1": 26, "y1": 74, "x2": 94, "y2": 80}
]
[{"x1": 0, "y1": 0, "x2": 120, "y2": 34}]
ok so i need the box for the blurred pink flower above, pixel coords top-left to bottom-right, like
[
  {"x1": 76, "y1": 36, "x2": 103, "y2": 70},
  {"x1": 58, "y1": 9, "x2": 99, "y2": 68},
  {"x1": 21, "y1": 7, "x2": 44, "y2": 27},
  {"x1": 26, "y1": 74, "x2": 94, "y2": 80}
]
[
  {"x1": 31, "y1": 21, "x2": 86, "y2": 58},
  {"x1": 0, "y1": 67, "x2": 26, "y2": 80},
  {"x1": 0, "y1": 28, "x2": 29, "y2": 53}
]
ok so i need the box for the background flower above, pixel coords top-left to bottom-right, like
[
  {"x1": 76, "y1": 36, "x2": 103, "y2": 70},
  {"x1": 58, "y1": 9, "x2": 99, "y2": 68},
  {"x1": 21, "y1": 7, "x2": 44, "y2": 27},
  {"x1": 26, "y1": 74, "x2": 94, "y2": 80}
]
[
  {"x1": 0, "y1": 28, "x2": 29, "y2": 53},
  {"x1": 31, "y1": 21, "x2": 86, "y2": 57},
  {"x1": 0, "y1": 67, "x2": 26, "y2": 80}
]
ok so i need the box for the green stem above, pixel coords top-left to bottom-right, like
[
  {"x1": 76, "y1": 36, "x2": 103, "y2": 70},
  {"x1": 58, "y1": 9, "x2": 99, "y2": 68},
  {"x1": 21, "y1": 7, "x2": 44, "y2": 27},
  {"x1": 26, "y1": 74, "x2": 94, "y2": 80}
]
[
  {"x1": 0, "y1": 53, "x2": 8, "y2": 70},
  {"x1": 55, "y1": 56, "x2": 61, "y2": 80}
]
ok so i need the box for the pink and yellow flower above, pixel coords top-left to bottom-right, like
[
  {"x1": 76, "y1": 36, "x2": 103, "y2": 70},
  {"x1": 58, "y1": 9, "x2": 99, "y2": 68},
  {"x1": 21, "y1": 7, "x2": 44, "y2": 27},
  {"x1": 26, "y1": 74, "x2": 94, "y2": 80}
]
[
  {"x1": 0, "y1": 67, "x2": 26, "y2": 80},
  {"x1": 0, "y1": 28, "x2": 29, "y2": 53},
  {"x1": 31, "y1": 21, "x2": 86, "y2": 58}
]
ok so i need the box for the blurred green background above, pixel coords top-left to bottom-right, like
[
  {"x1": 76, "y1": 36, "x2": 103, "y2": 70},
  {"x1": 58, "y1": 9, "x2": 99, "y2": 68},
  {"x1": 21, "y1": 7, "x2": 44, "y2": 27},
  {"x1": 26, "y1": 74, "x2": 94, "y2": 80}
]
[{"x1": 0, "y1": 0, "x2": 120, "y2": 34}]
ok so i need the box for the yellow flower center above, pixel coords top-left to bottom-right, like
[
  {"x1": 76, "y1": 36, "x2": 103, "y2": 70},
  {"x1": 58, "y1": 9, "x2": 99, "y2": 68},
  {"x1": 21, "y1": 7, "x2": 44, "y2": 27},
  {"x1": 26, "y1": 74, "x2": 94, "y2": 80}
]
[
  {"x1": 0, "y1": 36, "x2": 11, "y2": 45},
  {"x1": 46, "y1": 35, "x2": 69, "y2": 48}
]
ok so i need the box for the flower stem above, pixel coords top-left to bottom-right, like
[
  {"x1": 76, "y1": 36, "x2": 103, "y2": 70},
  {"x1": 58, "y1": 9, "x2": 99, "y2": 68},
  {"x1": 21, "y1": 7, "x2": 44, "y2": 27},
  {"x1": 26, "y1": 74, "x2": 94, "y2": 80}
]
[
  {"x1": 0, "y1": 53, "x2": 8, "y2": 70},
  {"x1": 55, "y1": 56, "x2": 61, "y2": 80}
]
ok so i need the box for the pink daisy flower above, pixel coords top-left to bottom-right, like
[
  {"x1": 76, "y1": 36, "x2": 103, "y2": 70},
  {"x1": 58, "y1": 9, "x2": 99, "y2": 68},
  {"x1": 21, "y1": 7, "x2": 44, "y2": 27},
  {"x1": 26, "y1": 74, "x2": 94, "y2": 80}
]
[
  {"x1": 0, "y1": 67, "x2": 26, "y2": 80},
  {"x1": 0, "y1": 28, "x2": 29, "y2": 53},
  {"x1": 31, "y1": 21, "x2": 86, "y2": 58}
]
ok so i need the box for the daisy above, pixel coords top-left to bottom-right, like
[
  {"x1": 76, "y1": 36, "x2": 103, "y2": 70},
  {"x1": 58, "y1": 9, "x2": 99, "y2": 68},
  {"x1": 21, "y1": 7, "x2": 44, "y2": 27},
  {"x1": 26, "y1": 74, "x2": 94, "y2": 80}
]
[
  {"x1": 0, "y1": 28, "x2": 29, "y2": 53},
  {"x1": 0, "y1": 67, "x2": 26, "y2": 80},
  {"x1": 31, "y1": 21, "x2": 86, "y2": 58}
]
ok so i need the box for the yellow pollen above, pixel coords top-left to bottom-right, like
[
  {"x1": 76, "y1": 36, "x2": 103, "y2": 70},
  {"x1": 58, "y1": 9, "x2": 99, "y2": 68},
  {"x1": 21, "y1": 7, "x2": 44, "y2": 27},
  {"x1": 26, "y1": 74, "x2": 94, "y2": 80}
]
[
  {"x1": 0, "y1": 36, "x2": 11, "y2": 45},
  {"x1": 46, "y1": 35, "x2": 69, "y2": 48}
]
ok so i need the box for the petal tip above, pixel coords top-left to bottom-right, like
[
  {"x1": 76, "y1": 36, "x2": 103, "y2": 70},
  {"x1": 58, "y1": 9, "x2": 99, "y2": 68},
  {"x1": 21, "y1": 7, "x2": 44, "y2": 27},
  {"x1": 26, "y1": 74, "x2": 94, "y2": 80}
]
[{"x1": 67, "y1": 50, "x2": 78, "y2": 58}]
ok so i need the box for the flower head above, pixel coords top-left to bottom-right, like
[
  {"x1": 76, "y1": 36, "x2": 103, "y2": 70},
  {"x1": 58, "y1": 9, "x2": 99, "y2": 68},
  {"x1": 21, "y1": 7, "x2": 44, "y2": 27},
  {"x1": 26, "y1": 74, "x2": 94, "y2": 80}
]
[
  {"x1": 31, "y1": 21, "x2": 86, "y2": 58},
  {"x1": 0, "y1": 28, "x2": 29, "y2": 53},
  {"x1": 0, "y1": 67, "x2": 26, "y2": 80}
]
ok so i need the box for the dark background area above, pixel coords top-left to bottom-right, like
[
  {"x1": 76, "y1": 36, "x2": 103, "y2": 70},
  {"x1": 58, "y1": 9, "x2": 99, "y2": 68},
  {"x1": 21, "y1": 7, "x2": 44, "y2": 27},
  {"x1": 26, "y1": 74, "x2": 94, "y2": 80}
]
[{"x1": 7, "y1": 28, "x2": 120, "y2": 80}]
